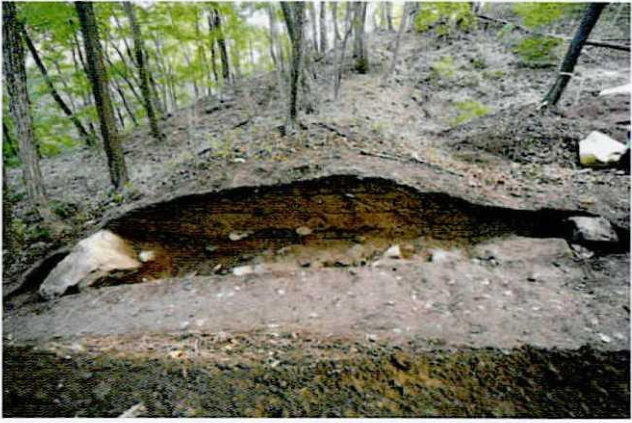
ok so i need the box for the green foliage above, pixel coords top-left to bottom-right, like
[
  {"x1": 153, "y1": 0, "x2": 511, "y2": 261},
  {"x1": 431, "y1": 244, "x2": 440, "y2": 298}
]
[
  {"x1": 513, "y1": 3, "x2": 584, "y2": 29},
  {"x1": 50, "y1": 199, "x2": 78, "y2": 219},
  {"x1": 514, "y1": 35, "x2": 562, "y2": 67},
  {"x1": 430, "y1": 56, "x2": 456, "y2": 80},
  {"x1": 471, "y1": 57, "x2": 487, "y2": 70},
  {"x1": 451, "y1": 100, "x2": 490, "y2": 126},
  {"x1": 414, "y1": 3, "x2": 477, "y2": 35},
  {"x1": 482, "y1": 69, "x2": 506, "y2": 80}
]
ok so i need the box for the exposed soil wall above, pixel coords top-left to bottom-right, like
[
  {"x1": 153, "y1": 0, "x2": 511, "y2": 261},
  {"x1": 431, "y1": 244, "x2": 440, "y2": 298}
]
[{"x1": 96, "y1": 175, "x2": 607, "y2": 285}]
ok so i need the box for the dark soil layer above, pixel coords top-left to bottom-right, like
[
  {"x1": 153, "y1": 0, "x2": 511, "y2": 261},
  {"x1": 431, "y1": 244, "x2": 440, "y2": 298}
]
[
  {"x1": 4, "y1": 343, "x2": 629, "y2": 418},
  {"x1": 96, "y1": 175, "x2": 613, "y2": 284}
]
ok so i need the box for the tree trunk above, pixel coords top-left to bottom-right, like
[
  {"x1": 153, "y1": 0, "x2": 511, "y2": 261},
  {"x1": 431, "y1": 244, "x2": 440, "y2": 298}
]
[
  {"x1": 334, "y1": 3, "x2": 354, "y2": 100},
  {"x1": 386, "y1": 2, "x2": 394, "y2": 31},
  {"x1": 212, "y1": 8, "x2": 231, "y2": 85},
  {"x1": 332, "y1": 2, "x2": 341, "y2": 51},
  {"x1": 352, "y1": 2, "x2": 369, "y2": 73},
  {"x1": 123, "y1": 2, "x2": 164, "y2": 142},
  {"x1": 281, "y1": 2, "x2": 305, "y2": 133},
  {"x1": 309, "y1": 3, "x2": 319, "y2": 54},
  {"x1": 384, "y1": 2, "x2": 409, "y2": 82},
  {"x1": 194, "y1": 10, "x2": 213, "y2": 97},
  {"x1": 2, "y1": 2, "x2": 52, "y2": 220},
  {"x1": 542, "y1": 3, "x2": 608, "y2": 107},
  {"x1": 267, "y1": 4, "x2": 286, "y2": 103},
  {"x1": 111, "y1": 75, "x2": 138, "y2": 126},
  {"x1": 319, "y1": 1, "x2": 328, "y2": 54},
  {"x1": 76, "y1": 1, "x2": 129, "y2": 190},
  {"x1": 23, "y1": 29, "x2": 97, "y2": 147}
]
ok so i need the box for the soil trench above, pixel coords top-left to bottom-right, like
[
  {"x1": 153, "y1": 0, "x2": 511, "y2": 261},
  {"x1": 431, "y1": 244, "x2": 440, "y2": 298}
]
[{"x1": 90, "y1": 175, "x2": 606, "y2": 286}]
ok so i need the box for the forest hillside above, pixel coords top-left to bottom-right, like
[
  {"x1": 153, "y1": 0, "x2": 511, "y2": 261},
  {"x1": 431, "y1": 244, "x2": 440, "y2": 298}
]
[{"x1": 3, "y1": 1, "x2": 631, "y2": 418}]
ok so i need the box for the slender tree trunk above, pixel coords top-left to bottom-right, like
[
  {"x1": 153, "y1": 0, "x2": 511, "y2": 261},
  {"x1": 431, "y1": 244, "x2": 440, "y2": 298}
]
[
  {"x1": 194, "y1": 10, "x2": 213, "y2": 97},
  {"x1": 267, "y1": 4, "x2": 286, "y2": 103},
  {"x1": 76, "y1": 1, "x2": 129, "y2": 190},
  {"x1": 3, "y1": 2, "x2": 52, "y2": 220},
  {"x1": 332, "y1": 2, "x2": 341, "y2": 51},
  {"x1": 386, "y1": 2, "x2": 394, "y2": 31},
  {"x1": 150, "y1": 37, "x2": 170, "y2": 111},
  {"x1": 113, "y1": 93, "x2": 126, "y2": 129},
  {"x1": 111, "y1": 76, "x2": 138, "y2": 126},
  {"x1": 281, "y1": 2, "x2": 305, "y2": 133},
  {"x1": 319, "y1": 1, "x2": 328, "y2": 54},
  {"x1": 51, "y1": 58, "x2": 78, "y2": 112},
  {"x1": 71, "y1": 42, "x2": 99, "y2": 141},
  {"x1": 384, "y1": 2, "x2": 409, "y2": 82},
  {"x1": 232, "y1": 40, "x2": 242, "y2": 82},
  {"x1": 352, "y1": 2, "x2": 369, "y2": 73},
  {"x1": 213, "y1": 8, "x2": 231, "y2": 84},
  {"x1": 542, "y1": 3, "x2": 608, "y2": 107},
  {"x1": 206, "y1": 13, "x2": 220, "y2": 91},
  {"x1": 309, "y1": 2, "x2": 319, "y2": 53},
  {"x1": 23, "y1": 29, "x2": 97, "y2": 147},
  {"x1": 334, "y1": 2, "x2": 354, "y2": 100},
  {"x1": 407, "y1": 3, "x2": 420, "y2": 31},
  {"x1": 123, "y1": 2, "x2": 164, "y2": 142}
]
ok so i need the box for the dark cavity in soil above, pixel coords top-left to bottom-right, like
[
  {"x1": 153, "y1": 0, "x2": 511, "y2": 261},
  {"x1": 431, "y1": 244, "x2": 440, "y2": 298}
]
[{"x1": 87, "y1": 174, "x2": 620, "y2": 285}]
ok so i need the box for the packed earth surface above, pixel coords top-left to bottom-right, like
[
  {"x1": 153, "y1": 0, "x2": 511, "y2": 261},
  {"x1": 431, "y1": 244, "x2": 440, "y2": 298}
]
[{"x1": 3, "y1": 8, "x2": 631, "y2": 418}]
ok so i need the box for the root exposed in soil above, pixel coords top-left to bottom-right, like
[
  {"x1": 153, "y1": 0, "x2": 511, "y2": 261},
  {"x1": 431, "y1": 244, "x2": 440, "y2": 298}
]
[{"x1": 3, "y1": 343, "x2": 629, "y2": 418}]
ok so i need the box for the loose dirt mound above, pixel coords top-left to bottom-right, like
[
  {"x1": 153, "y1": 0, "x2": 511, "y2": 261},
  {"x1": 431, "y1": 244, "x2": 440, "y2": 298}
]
[{"x1": 446, "y1": 96, "x2": 630, "y2": 168}]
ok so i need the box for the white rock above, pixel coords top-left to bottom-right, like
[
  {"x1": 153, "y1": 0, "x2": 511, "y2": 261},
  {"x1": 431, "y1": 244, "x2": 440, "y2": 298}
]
[
  {"x1": 138, "y1": 250, "x2": 156, "y2": 263},
  {"x1": 598, "y1": 333, "x2": 612, "y2": 343},
  {"x1": 296, "y1": 226, "x2": 313, "y2": 236},
  {"x1": 579, "y1": 131, "x2": 627, "y2": 168},
  {"x1": 232, "y1": 264, "x2": 266, "y2": 276},
  {"x1": 39, "y1": 230, "x2": 140, "y2": 300},
  {"x1": 233, "y1": 265, "x2": 254, "y2": 276},
  {"x1": 384, "y1": 245, "x2": 402, "y2": 259},
  {"x1": 599, "y1": 84, "x2": 631, "y2": 97},
  {"x1": 568, "y1": 216, "x2": 619, "y2": 243},
  {"x1": 229, "y1": 231, "x2": 252, "y2": 241},
  {"x1": 429, "y1": 248, "x2": 462, "y2": 263}
]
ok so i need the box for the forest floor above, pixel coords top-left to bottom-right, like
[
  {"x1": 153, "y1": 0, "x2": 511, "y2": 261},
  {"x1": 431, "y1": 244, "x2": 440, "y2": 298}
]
[{"x1": 4, "y1": 26, "x2": 631, "y2": 417}]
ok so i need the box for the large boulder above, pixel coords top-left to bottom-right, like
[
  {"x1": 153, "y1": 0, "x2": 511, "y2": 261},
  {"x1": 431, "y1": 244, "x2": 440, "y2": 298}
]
[
  {"x1": 579, "y1": 131, "x2": 627, "y2": 168},
  {"x1": 39, "y1": 230, "x2": 140, "y2": 300}
]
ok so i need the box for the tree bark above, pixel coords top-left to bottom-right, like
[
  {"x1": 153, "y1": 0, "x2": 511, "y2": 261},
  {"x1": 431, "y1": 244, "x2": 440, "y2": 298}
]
[
  {"x1": 2, "y1": 2, "x2": 52, "y2": 220},
  {"x1": 267, "y1": 4, "x2": 286, "y2": 103},
  {"x1": 542, "y1": 3, "x2": 608, "y2": 107},
  {"x1": 123, "y1": 2, "x2": 164, "y2": 142},
  {"x1": 319, "y1": 1, "x2": 328, "y2": 54},
  {"x1": 352, "y1": 2, "x2": 369, "y2": 73},
  {"x1": 281, "y1": 2, "x2": 305, "y2": 133},
  {"x1": 212, "y1": 8, "x2": 231, "y2": 84},
  {"x1": 309, "y1": 3, "x2": 319, "y2": 54},
  {"x1": 384, "y1": 2, "x2": 409, "y2": 82},
  {"x1": 334, "y1": 3, "x2": 354, "y2": 100},
  {"x1": 23, "y1": 29, "x2": 97, "y2": 147},
  {"x1": 110, "y1": 75, "x2": 138, "y2": 126},
  {"x1": 386, "y1": 2, "x2": 395, "y2": 31},
  {"x1": 332, "y1": 2, "x2": 341, "y2": 51},
  {"x1": 76, "y1": 1, "x2": 129, "y2": 190}
]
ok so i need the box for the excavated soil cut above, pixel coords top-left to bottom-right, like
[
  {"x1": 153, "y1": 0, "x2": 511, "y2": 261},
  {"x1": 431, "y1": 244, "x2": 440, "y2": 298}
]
[{"x1": 93, "y1": 174, "x2": 596, "y2": 287}]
